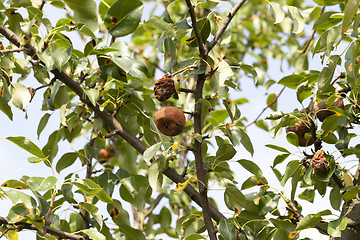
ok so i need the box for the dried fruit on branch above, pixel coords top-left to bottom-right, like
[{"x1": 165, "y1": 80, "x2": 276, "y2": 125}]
[
  {"x1": 314, "y1": 96, "x2": 344, "y2": 122},
  {"x1": 286, "y1": 119, "x2": 315, "y2": 147},
  {"x1": 154, "y1": 74, "x2": 175, "y2": 102},
  {"x1": 98, "y1": 147, "x2": 115, "y2": 164},
  {"x1": 155, "y1": 106, "x2": 186, "y2": 136},
  {"x1": 311, "y1": 150, "x2": 330, "y2": 173}
]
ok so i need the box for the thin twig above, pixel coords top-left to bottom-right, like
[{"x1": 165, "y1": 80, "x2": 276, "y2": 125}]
[
  {"x1": 284, "y1": 197, "x2": 328, "y2": 234},
  {"x1": 301, "y1": 6, "x2": 325, "y2": 54},
  {"x1": 171, "y1": 65, "x2": 197, "y2": 76},
  {"x1": 245, "y1": 86, "x2": 286, "y2": 128},
  {"x1": 0, "y1": 216, "x2": 84, "y2": 240},
  {"x1": 178, "y1": 88, "x2": 195, "y2": 93},
  {"x1": 144, "y1": 193, "x2": 165, "y2": 219},
  {"x1": 185, "y1": 0, "x2": 207, "y2": 58},
  {"x1": 0, "y1": 47, "x2": 25, "y2": 53},
  {"x1": 207, "y1": 0, "x2": 247, "y2": 52},
  {"x1": 82, "y1": 136, "x2": 95, "y2": 240},
  {"x1": 39, "y1": 0, "x2": 46, "y2": 10}
]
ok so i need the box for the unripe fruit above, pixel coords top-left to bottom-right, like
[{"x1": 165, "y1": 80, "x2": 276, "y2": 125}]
[
  {"x1": 155, "y1": 106, "x2": 186, "y2": 136},
  {"x1": 315, "y1": 96, "x2": 344, "y2": 122},
  {"x1": 154, "y1": 75, "x2": 175, "y2": 102},
  {"x1": 285, "y1": 119, "x2": 315, "y2": 147}
]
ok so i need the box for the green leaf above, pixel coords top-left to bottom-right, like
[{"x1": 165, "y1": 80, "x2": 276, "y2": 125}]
[
  {"x1": 56, "y1": 152, "x2": 78, "y2": 173},
  {"x1": 286, "y1": 131, "x2": 299, "y2": 146},
  {"x1": 83, "y1": 179, "x2": 113, "y2": 203},
  {"x1": 273, "y1": 153, "x2": 290, "y2": 166},
  {"x1": 51, "y1": 47, "x2": 72, "y2": 70},
  {"x1": 224, "y1": 184, "x2": 250, "y2": 210},
  {"x1": 296, "y1": 81, "x2": 313, "y2": 103},
  {"x1": 105, "y1": 0, "x2": 143, "y2": 37},
  {"x1": 187, "y1": 18, "x2": 210, "y2": 48},
  {"x1": 314, "y1": 0, "x2": 343, "y2": 5},
  {"x1": 64, "y1": 0, "x2": 98, "y2": 32},
  {"x1": 341, "y1": 0, "x2": 360, "y2": 35},
  {"x1": 27, "y1": 176, "x2": 57, "y2": 191},
  {"x1": 239, "y1": 64, "x2": 258, "y2": 84},
  {"x1": 185, "y1": 233, "x2": 206, "y2": 240},
  {"x1": 5, "y1": 136, "x2": 44, "y2": 158},
  {"x1": 37, "y1": 113, "x2": 51, "y2": 139},
  {"x1": 314, "y1": 12, "x2": 342, "y2": 30},
  {"x1": 164, "y1": 37, "x2": 176, "y2": 72},
  {"x1": 219, "y1": 218, "x2": 237, "y2": 240},
  {"x1": 148, "y1": 156, "x2": 165, "y2": 191},
  {"x1": 269, "y1": 2, "x2": 285, "y2": 24},
  {"x1": 112, "y1": 57, "x2": 150, "y2": 78},
  {"x1": 318, "y1": 55, "x2": 339, "y2": 94},
  {"x1": 288, "y1": 6, "x2": 305, "y2": 34},
  {"x1": 2, "y1": 180, "x2": 28, "y2": 190},
  {"x1": 118, "y1": 224, "x2": 146, "y2": 240},
  {"x1": 81, "y1": 229, "x2": 106, "y2": 240},
  {"x1": 330, "y1": 186, "x2": 341, "y2": 210},
  {"x1": 80, "y1": 202, "x2": 103, "y2": 229},
  {"x1": 265, "y1": 144, "x2": 290, "y2": 153},
  {"x1": 278, "y1": 74, "x2": 305, "y2": 89},
  {"x1": 0, "y1": 100, "x2": 13, "y2": 120},
  {"x1": 216, "y1": 144, "x2": 236, "y2": 161},
  {"x1": 133, "y1": 175, "x2": 152, "y2": 210},
  {"x1": 238, "y1": 129, "x2": 254, "y2": 156},
  {"x1": 84, "y1": 88, "x2": 99, "y2": 107},
  {"x1": 296, "y1": 210, "x2": 331, "y2": 231},
  {"x1": 299, "y1": 188, "x2": 315, "y2": 203},
  {"x1": 143, "y1": 142, "x2": 162, "y2": 163},
  {"x1": 42, "y1": 130, "x2": 60, "y2": 162},
  {"x1": 281, "y1": 160, "x2": 299, "y2": 186},
  {"x1": 328, "y1": 217, "x2": 348, "y2": 237},
  {"x1": 10, "y1": 83, "x2": 31, "y2": 111},
  {"x1": 237, "y1": 159, "x2": 263, "y2": 176}
]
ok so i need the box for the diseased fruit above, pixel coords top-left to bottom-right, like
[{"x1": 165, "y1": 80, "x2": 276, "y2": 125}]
[
  {"x1": 311, "y1": 150, "x2": 330, "y2": 173},
  {"x1": 286, "y1": 119, "x2": 315, "y2": 147},
  {"x1": 155, "y1": 106, "x2": 186, "y2": 136},
  {"x1": 315, "y1": 96, "x2": 344, "y2": 122},
  {"x1": 98, "y1": 147, "x2": 115, "y2": 164},
  {"x1": 154, "y1": 75, "x2": 175, "y2": 102}
]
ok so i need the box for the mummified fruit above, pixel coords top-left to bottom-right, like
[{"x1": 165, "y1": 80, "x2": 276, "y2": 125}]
[
  {"x1": 285, "y1": 119, "x2": 315, "y2": 147},
  {"x1": 311, "y1": 150, "x2": 330, "y2": 173},
  {"x1": 155, "y1": 106, "x2": 186, "y2": 136},
  {"x1": 154, "y1": 75, "x2": 175, "y2": 102},
  {"x1": 98, "y1": 147, "x2": 115, "y2": 164},
  {"x1": 315, "y1": 96, "x2": 344, "y2": 122}
]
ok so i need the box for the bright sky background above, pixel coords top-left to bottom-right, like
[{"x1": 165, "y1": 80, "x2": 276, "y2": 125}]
[{"x1": 0, "y1": 1, "x2": 353, "y2": 239}]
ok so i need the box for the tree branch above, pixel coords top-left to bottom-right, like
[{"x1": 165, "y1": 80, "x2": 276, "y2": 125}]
[
  {"x1": 0, "y1": 217, "x2": 84, "y2": 240},
  {"x1": 185, "y1": 0, "x2": 207, "y2": 58},
  {"x1": 185, "y1": 0, "x2": 218, "y2": 237},
  {"x1": 207, "y1": 0, "x2": 247, "y2": 52}
]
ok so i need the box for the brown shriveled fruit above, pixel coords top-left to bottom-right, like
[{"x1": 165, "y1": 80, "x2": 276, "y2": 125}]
[
  {"x1": 285, "y1": 119, "x2": 315, "y2": 147},
  {"x1": 314, "y1": 96, "x2": 344, "y2": 122},
  {"x1": 98, "y1": 147, "x2": 115, "y2": 164},
  {"x1": 155, "y1": 106, "x2": 186, "y2": 136},
  {"x1": 154, "y1": 75, "x2": 175, "y2": 102},
  {"x1": 311, "y1": 150, "x2": 330, "y2": 173}
]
